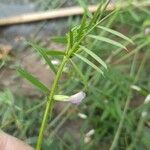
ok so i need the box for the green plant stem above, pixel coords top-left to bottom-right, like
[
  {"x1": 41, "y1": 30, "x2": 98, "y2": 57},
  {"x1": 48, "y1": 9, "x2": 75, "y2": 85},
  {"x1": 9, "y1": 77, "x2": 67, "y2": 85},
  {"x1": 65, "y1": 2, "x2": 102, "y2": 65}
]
[
  {"x1": 109, "y1": 92, "x2": 132, "y2": 150},
  {"x1": 36, "y1": 56, "x2": 68, "y2": 150},
  {"x1": 127, "y1": 116, "x2": 145, "y2": 150}
]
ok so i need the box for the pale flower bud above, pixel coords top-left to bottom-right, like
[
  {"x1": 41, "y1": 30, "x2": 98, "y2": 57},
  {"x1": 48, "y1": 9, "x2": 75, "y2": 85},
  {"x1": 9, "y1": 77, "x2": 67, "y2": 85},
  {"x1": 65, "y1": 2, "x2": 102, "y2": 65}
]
[
  {"x1": 69, "y1": 91, "x2": 86, "y2": 105},
  {"x1": 53, "y1": 91, "x2": 86, "y2": 105},
  {"x1": 78, "y1": 113, "x2": 87, "y2": 119}
]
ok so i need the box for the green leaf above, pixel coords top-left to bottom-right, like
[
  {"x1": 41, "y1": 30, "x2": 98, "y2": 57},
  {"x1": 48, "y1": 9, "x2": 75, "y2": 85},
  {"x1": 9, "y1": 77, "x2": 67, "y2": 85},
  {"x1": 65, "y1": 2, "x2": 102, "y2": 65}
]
[
  {"x1": 98, "y1": 26, "x2": 134, "y2": 44},
  {"x1": 46, "y1": 50, "x2": 65, "y2": 56},
  {"x1": 27, "y1": 42, "x2": 65, "y2": 56},
  {"x1": 77, "y1": 11, "x2": 87, "y2": 39},
  {"x1": 28, "y1": 42, "x2": 57, "y2": 74},
  {"x1": 68, "y1": 30, "x2": 73, "y2": 49},
  {"x1": 88, "y1": 35, "x2": 127, "y2": 50},
  {"x1": 75, "y1": 54, "x2": 104, "y2": 75},
  {"x1": 51, "y1": 36, "x2": 67, "y2": 44},
  {"x1": 90, "y1": 0, "x2": 110, "y2": 25},
  {"x1": 80, "y1": 45, "x2": 107, "y2": 69},
  {"x1": 17, "y1": 67, "x2": 49, "y2": 93},
  {"x1": 89, "y1": 3, "x2": 102, "y2": 25},
  {"x1": 99, "y1": 0, "x2": 111, "y2": 19}
]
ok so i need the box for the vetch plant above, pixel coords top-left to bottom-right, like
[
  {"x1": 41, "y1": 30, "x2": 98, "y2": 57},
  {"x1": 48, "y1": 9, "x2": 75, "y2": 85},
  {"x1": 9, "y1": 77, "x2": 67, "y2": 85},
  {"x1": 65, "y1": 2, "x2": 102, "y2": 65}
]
[{"x1": 17, "y1": 0, "x2": 133, "y2": 149}]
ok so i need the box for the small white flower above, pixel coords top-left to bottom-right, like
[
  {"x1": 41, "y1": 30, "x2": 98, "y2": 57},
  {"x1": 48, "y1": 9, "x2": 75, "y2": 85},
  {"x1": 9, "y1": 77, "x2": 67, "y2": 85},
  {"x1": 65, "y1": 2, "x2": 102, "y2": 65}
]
[
  {"x1": 85, "y1": 129, "x2": 95, "y2": 137},
  {"x1": 84, "y1": 136, "x2": 91, "y2": 144},
  {"x1": 144, "y1": 94, "x2": 150, "y2": 104},
  {"x1": 69, "y1": 91, "x2": 86, "y2": 105},
  {"x1": 144, "y1": 28, "x2": 150, "y2": 35},
  {"x1": 130, "y1": 85, "x2": 141, "y2": 92},
  {"x1": 142, "y1": 111, "x2": 147, "y2": 118},
  {"x1": 84, "y1": 129, "x2": 95, "y2": 144},
  {"x1": 78, "y1": 113, "x2": 87, "y2": 119},
  {"x1": 140, "y1": 94, "x2": 150, "y2": 118}
]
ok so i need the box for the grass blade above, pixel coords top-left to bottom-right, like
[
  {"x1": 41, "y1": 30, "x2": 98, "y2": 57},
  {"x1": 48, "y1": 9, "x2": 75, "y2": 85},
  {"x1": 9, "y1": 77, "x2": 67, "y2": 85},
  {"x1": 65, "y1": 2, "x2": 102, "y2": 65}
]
[
  {"x1": 17, "y1": 67, "x2": 49, "y2": 93},
  {"x1": 28, "y1": 42, "x2": 57, "y2": 74},
  {"x1": 80, "y1": 45, "x2": 107, "y2": 69},
  {"x1": 98, "y1": 26, "x2": 134, "y2": 44},
  {"x1": 89, "y1": 35, "x2": 127, "y2": 50},
  {"x1": 75, "y1": 54, "x2": 104, "y2": 75}
]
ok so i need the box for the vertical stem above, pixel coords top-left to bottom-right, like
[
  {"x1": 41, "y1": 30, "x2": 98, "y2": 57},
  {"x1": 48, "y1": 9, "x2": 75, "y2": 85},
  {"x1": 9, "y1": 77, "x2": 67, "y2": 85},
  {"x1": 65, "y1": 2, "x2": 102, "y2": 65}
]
[
  {"x1": 109, "y1": 92, "x2": 131, "y2": 150},
  {"x1": 36, "y1": 57, "x2": 68, "y2": 150}
]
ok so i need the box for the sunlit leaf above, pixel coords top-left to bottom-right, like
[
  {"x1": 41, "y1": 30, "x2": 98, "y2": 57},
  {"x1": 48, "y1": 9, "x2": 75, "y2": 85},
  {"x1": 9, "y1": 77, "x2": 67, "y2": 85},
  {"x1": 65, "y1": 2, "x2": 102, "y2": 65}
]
[
  {"x1": 80, "y1": 45, "x2": 107, "y2": 69},
  {"x1": 89, "y1": 35, "x2": 127, "y2": 50},
  {"x1": 98, "y1": 26, "x2": 134, "y2": 44},
  {"x1": 75, "y1": 54, "x2": 104, "y2": 75},
  {"x1": 28, "y1": 42, "x2": 65, "y2": 56}
]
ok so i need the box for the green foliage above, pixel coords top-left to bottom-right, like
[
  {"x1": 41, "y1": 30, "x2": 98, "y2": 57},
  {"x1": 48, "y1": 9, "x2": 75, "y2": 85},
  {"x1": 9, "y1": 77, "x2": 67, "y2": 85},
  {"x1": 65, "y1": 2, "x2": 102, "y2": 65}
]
[
  {"x1": 80, "y1": 45, "x2": 107, "y2": 69},
  {"x1": 17, "y1": 1, "x2": 121, "y2": 99},
  {"x1": 75, "y1": 53, "x2": 104, "y2": 75},
  {"x1": 0, "y1": 89, "x2": 14, "y2": 106},
  {"x1": 28, "y1": 42, "x2": 57, "y2": 74},
  {"x1": 17, "y1": 67, "x2": 49, "y2": 93},
  {"x1": 46, "y1": 50, "x2": 65, "y2": 56},
  {"x1": 1, "y1": 0, "x2": 150, "y2": 150},
  {"x1": 88, "y1": 35, "x2": 127, "y2": 50},
  {"x1": 97, "y1": 25, "x2": 134, "y2": 44}
]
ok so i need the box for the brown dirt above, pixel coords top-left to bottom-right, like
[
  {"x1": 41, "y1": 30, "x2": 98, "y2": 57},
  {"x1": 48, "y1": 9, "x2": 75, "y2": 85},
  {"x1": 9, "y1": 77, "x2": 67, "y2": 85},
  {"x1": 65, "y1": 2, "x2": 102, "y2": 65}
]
[{"x1": 0, "y1": 50, "x2": 54, "y2": 97}]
